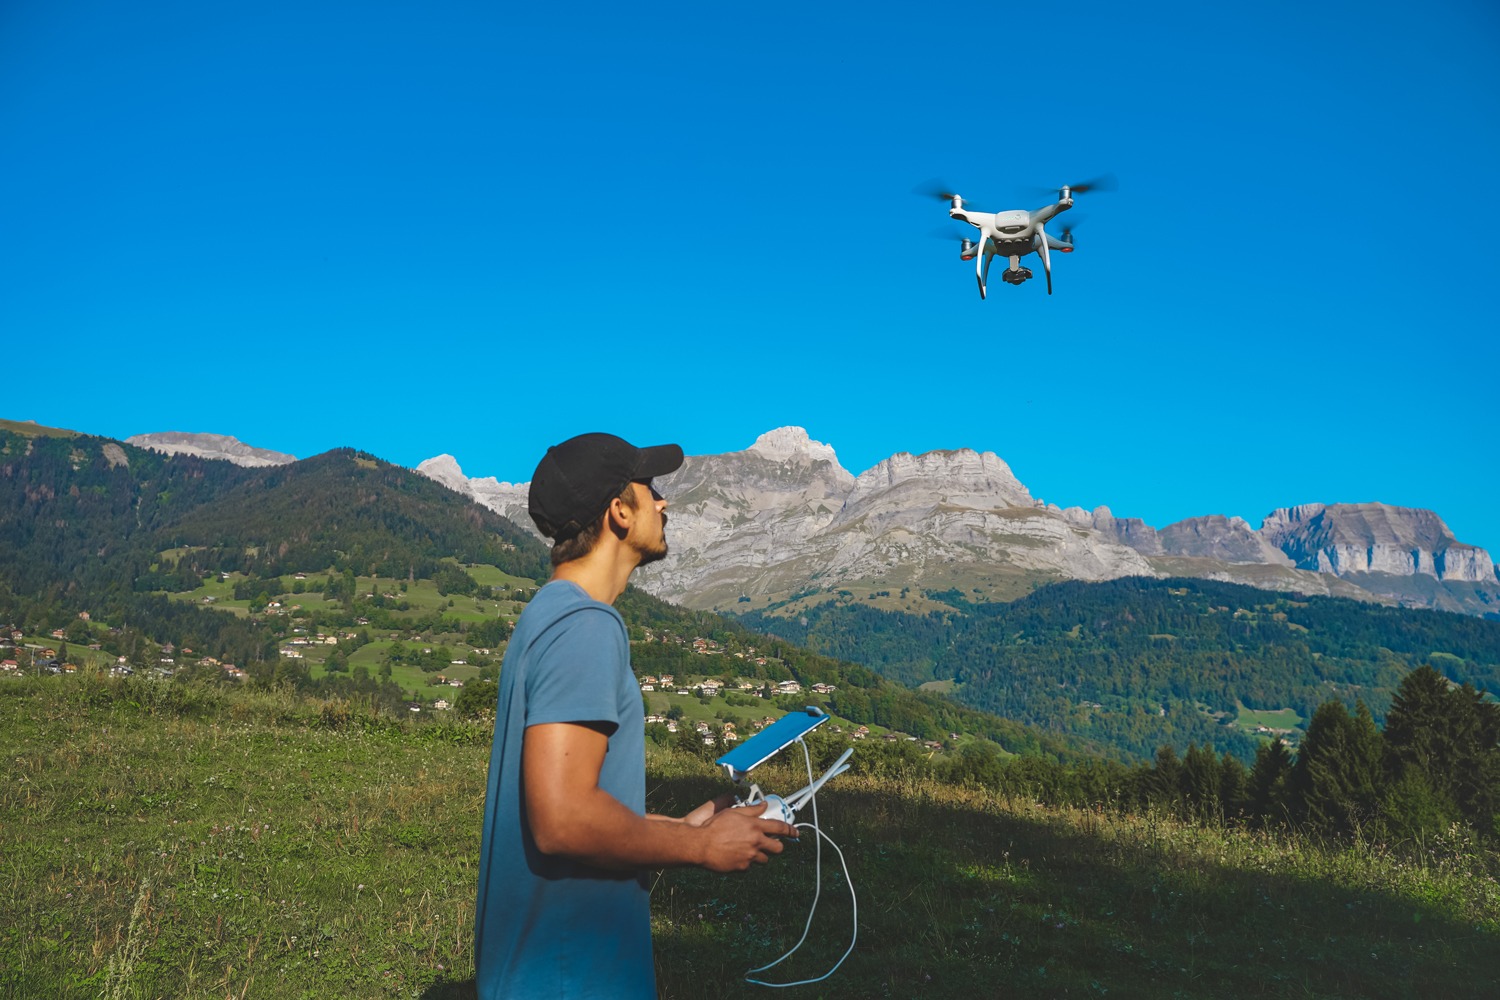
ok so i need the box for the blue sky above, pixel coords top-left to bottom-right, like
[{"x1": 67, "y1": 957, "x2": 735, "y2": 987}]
[{"x1": 4, "y1": 1, "x2": 1498, "y2": 554}]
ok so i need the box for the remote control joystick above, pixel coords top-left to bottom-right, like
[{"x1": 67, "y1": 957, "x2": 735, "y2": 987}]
[{"x1": 734, "y1": 788, "x2": 797, "y2": 825}]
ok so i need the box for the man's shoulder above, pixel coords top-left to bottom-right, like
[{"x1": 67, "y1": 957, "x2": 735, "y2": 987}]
[{"x1": 519, "y1": 581, "x2": 625, "y2": 632}]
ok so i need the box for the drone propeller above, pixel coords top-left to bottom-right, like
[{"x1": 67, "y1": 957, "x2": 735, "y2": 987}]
[
  {"x1": 1064, "y1": 174, "x2": 1117, "y2": 195},
  {"x1": 914, "y1": 179, "x2": 988, "y2": 212},
  {"x1": 1058, "y1": 214, "x2": 1085, "y2": 244},
  {"x1": 913, "y1": 178, "x2": 962, "y2": 201},
  {"x1": 1028, "y1": 175, "x2": 1118, "y2": 200}
]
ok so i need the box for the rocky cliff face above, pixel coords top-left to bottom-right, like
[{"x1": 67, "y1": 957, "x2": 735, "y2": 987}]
[
  {"x1": 1260, "y1": 502, "x2": 1496, "y2": 583},
  {"x1": 125, "y1": 432, "x2": 296, "y2": 467},
  {"x1": 416, "y1": 428, "x2": 1500, "y2": 617}
]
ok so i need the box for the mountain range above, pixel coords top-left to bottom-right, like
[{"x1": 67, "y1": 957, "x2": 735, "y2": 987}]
[
  {"x1": 10, "y1": 418, "x2": 1498, "y2": 763},
  {"x1": 411, "y1": 427, "x2": 1500, "y2": 620},
  {"x1": 109, "y1": 424, "x2": 1500, "y2": 619}
]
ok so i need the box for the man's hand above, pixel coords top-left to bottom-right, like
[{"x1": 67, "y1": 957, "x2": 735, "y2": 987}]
[
  {"x1": 694, "y1": 802, "x2": 799, "y2": 873},
  {"x1": 680, "y1": 794, "x2": 737, "y2": 828}
]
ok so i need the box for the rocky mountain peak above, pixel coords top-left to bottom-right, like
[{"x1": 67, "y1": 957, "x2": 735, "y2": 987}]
[
  {"x1": 1261, "y1": 502, "x2": 1492, "y2": 582},
  {"x1": 415, "y1": 454, "x2": 470, "y2": 495},
  {"x1": 854, "y1": 448, "x2": 1033, "y2": 503},
  {"x1": 125, "y1": 431, "x2": 296, "y2": 468},
  {"x1": 744, "y1": 426, "x2": 844, "y2": 469}
]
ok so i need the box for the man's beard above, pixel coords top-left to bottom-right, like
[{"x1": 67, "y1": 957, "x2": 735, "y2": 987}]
[{"x1": 634, "y1": 514, "x2": 668, "y2": 566}]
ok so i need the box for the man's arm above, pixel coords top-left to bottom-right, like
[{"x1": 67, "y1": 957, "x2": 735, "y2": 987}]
[{"x1": 523, "y1": 722, "x2": 797, "y2": 873}]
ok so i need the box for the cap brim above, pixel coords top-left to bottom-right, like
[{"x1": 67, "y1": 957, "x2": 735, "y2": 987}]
[{"x1": 632, "y1": 443, "x2": 684, "y2": 479}]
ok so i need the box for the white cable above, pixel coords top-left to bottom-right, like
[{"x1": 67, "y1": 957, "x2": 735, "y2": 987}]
[{"x1": 744, "y1": 738, "x2": 859, "y2": 988}]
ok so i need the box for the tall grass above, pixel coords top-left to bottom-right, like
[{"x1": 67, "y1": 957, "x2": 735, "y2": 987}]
[{"x1": 2, "y1": 676, "x2": 1495, "y2": 999}]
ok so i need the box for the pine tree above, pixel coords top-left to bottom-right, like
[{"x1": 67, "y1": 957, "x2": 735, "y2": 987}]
[
  {"x1": 1181, "y1": 743, "x2": 1222, "y2": 821},
  {"x1": 1292, "y1": 700, "x2": 1384, "y2": 838},
  {"x1": 1249, "y1": 738, "x2": 1292, "y2": 827},
  {"x1": 1219, "y1": 750, "x2": 1249, "y2": 821},
  {"x1": 1143, "y1": 745, "x2": 1182, "y2": 809},
  {"x1": 1385, "y1": 665, "x2": 1500, "y2": 835}
]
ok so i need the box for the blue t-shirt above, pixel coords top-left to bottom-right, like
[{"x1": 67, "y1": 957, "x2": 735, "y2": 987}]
[{"x1": 474, "y1": 580, "x2": 654, "y2": 999}]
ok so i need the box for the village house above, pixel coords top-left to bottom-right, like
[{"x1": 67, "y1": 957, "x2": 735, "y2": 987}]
[
  {"x1": 776, "y1": 680, "x2": 802, "y2": 695},
  {"x1": 811, "y1": 682, "x2": 836, "y2": 694}
]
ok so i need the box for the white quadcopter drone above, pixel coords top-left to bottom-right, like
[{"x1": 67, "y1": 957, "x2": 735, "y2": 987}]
[{"x1": 925, "y1": 176, "x2": 1115, "y2": 298}]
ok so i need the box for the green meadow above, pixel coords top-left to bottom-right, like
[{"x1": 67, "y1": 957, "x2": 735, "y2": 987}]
[
  {"x1": 3, "y1": 674, "x2": 1497, "y2": 1000},
  {"x1": 1235, "y1": 702, "x2": 1304, "y2": 733}
]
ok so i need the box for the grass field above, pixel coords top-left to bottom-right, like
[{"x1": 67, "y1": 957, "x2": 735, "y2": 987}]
[
  {"x1": 1235, "y1": 703, "x2": 1304, "y2": 732},
  {"x1": 3, "y1": 675, "x2": 1497, "y2": 999}
]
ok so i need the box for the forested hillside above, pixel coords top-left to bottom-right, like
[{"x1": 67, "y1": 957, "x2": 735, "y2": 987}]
[{"x1": 741, "y1": 578, "x2": 1500, "y2": 761}]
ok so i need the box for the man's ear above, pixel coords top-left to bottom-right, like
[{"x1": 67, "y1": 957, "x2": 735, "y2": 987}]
[{"x1": 605, "y1": 494, "x2": 632, "y2": 537}]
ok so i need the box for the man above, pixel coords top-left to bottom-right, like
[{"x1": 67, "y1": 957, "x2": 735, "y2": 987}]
[{"x1": 474, "y1": 432, "x2": 797, "y2": 999}]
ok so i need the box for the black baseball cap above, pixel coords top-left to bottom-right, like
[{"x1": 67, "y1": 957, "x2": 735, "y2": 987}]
[{"x1": 528, "y1": 432, "x2": 684, "y2": 541}]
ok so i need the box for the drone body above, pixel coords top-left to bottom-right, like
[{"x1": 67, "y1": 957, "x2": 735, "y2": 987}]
[{"x1": 933, "y1": 177, "x2": 1113, "y2": 299}]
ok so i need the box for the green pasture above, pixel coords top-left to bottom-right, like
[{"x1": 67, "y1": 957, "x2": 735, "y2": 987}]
[
  {"x1": 1235, "y1": 702, "x2": 1304, "y2": 731},
  {"x1": 340, "y1": 640, "x2": 483, "y2": 703},
  {"x1": 451, "y1": 562, "x2": 535, "y2": 592},
  {"x1": 164, "y1": 565, "x2": 524, "y2": 635},
  {"x1": 3, "y1": 633, "x2": 118, "y2": 672},
  {"x1": 3, "y1": 675, "x2": 1496, "y2": 999},
  {"x1": 0, "y1": 416, "x2": 79, "y2": 439}
]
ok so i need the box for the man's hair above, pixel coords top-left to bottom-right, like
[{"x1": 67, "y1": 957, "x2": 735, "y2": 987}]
[{"x1": 549, "y1": 480, "x2": 639, "y2": 567}]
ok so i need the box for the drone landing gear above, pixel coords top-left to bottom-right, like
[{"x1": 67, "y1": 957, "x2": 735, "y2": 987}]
[{"x1": 1001, "y1": 267, "x2": 1033, "y2": 286}]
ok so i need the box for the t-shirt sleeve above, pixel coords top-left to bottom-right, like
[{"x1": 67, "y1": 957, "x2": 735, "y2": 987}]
[{"x1": 524, "y1": 606, "x2": 628, "y2": 734}]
